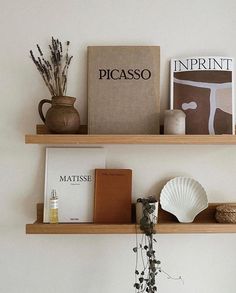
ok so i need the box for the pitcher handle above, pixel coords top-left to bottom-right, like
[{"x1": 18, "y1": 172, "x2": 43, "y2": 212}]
[{"x1": 38, "y1": 99, "x2": 52, "y2": 123}]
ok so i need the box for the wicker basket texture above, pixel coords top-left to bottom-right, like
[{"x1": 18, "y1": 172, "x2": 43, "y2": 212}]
[{"x1": 215, "y1": 204, "x2": 236, "y2": 223}]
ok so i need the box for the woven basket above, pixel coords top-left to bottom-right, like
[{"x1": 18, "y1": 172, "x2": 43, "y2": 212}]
[{"x1": 215, "y1": 204, "x2": 236, "y2": 223}]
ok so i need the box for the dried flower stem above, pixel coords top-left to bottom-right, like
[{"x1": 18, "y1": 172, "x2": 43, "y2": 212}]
[{"x1": 30, "y1": 37, "x2": 73, "y2": 96}]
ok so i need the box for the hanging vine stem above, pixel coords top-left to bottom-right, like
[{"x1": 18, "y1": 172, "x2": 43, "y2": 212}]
[
  {"x1": 133, "y1": 196, "x2": 183, "y2": 293},
  {"x1": 160, "y1": 269, "x2": 184, "y2": 284}
]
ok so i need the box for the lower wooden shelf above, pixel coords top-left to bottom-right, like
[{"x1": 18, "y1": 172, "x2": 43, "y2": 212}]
[
  {"x1": 25, "y1": 203, "x2": 236, "y2": 234},
  {"x1": 25, "y1": 222, "x2": 236, "y2": 234}
]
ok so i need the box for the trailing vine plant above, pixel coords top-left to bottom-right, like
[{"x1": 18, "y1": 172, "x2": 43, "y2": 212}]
[
  {"x1": 134, "y1": 197, "x2": 159, "y2": 293},
  {"x1": 133, "y1": 197, "x2": 182, "y2": 293}
]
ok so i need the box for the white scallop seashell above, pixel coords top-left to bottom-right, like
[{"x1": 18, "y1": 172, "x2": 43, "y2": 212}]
[{"x1": 160, "y1": 177, "x2": 208, "y2": 223}]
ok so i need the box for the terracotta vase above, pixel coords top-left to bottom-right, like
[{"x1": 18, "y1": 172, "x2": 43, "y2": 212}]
[{"x1": 38, "y1": 96, "x2": 80, "y2": 134}]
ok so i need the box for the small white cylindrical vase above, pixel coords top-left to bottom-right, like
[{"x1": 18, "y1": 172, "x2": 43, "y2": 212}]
[
  {"x1": 136, "y1": 202, "x2": 159, "y2": 224},
  {"x1": 164, "y1": 110, "x2": 186, "y2": 135}
]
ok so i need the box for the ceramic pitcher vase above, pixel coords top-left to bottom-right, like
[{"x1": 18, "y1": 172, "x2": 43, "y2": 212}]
[{"x1": 38, "y1": 96, "x2": 80, "y2": 134}]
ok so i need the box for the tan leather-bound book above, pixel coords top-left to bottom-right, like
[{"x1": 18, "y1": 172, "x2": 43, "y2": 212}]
[{"x1": 94, "y1": 169, "x2": 132, "y2": 223}]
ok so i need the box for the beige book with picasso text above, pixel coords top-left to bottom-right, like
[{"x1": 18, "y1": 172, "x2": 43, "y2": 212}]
[{"x1": 87, "y1": 46, "x2": 160, "y2": 134}]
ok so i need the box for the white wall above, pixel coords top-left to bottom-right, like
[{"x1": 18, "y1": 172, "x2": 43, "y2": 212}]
[{"x1": 1, "y1": 0, "x2": 236, "y2": 292}]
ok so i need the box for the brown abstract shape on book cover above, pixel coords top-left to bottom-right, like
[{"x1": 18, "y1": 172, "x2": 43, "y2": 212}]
[{"x1": 173, "y1": 70, "x2": 233, "y2": 134}]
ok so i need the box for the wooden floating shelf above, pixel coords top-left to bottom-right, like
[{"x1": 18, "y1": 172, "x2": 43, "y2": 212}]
[
  {"x1": 26, "y1": 203, "x2": 236, "y2": 234},
  {"x1": 25, "y1": 125, "x2": 236, "y2": 145},
  {"x1": 26, "y1": 222, "x2": 236, "y2": 234},
  {"x1": 25, "y1": 134, "x2": 236, "y2": 145}
]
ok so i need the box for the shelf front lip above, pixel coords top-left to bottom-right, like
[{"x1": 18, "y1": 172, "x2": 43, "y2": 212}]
[
  {"x1": 25, "y1": 134, "x2": 236, "y2": 145},
  {"x1": 26, "y1": 223, "x2": 140, "y2": 234},
  {"x1": 25, "y1": 223, "x2": 236, "y2": 234}
]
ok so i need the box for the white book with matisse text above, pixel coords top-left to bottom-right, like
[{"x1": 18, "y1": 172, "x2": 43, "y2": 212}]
[{"x1": 43, "y1": 148, "x2": 106, "y2": 223}]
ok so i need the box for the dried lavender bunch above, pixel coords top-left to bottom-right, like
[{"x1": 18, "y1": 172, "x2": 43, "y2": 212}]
[{"x1": 30, "y1": 37, "x2": 73, "y2": 96}]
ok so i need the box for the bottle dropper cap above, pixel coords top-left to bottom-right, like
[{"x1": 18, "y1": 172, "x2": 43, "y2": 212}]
[{"x1": 51, "y1": 189, "x2": 57, "y2": 199}]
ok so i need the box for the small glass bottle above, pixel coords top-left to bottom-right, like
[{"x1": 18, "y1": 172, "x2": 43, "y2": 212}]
[{"x1": 49, "y1": 189, "x2": 58, "y2": 224}]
